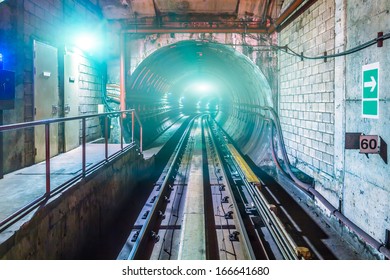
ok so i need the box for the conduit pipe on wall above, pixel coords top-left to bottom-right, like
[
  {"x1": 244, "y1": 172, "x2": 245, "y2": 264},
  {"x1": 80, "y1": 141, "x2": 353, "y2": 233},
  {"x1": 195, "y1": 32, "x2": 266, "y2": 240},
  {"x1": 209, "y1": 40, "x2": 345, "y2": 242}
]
[{"x1": 261, "y1": 106, "x2": 390, "y2": 259}]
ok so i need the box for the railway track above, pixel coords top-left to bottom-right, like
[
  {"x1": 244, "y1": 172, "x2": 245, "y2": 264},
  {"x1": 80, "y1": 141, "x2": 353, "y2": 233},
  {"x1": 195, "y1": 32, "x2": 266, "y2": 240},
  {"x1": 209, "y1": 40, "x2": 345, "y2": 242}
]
[{"x1": 118, "y1": 114, "x2": 307, "y2": 260}]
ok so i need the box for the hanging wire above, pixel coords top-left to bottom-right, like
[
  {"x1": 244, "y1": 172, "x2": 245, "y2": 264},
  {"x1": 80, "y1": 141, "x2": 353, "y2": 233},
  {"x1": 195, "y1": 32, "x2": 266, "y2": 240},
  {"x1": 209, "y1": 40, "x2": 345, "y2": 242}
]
[
  {"x1": 223, "y1": 32, "x2": 390, "y2": 58},
  {"x1": 268, "y1": 32, "x2": 390, "y2": 59}
]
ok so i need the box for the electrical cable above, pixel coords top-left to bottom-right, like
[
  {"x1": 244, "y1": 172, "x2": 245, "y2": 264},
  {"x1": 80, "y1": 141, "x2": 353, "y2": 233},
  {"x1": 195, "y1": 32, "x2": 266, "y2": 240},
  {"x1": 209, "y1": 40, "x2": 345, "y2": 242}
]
[
  {"x1": 260, "y1": 106, "x2": 390, "y2": 259},
  {"x1": 226, "y1": 32, "x2": 390, "y2": 59},
  {"x1": 269, "y1": 32, "x2": 390, "y2": 60}
]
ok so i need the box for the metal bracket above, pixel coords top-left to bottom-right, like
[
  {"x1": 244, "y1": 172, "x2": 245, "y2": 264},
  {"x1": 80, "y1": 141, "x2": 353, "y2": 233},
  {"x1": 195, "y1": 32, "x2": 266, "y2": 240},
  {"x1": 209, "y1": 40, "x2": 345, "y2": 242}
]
[
  {"x1": 131, "y1": 230, "x2": 140, "y2": 242},
  {"x1": 380, "y1": 137, "x2": 388, "y2": 164},
  {"x1": 377, "y1": 32, "x2": 384, "y2": 47},
  {"x1": 229, "y1": 231, "x2": 240, "y2": 242},
  {"x1": 224, "y1": 211, "x2": 233, "y2": 219},
  {"x1": 51, "y1": 105, "x2": 58, "y2": 116},
  {"x1": 151, "y1": 231, "x2": 160, "y2": 243},
  {"x1": 345, "y1": 132, "x2": 361, "y2": 149},
  {"x1": 64, "y1": 104, "x2": 70, "y2": 115},
  {"x1": 142, "y1": 210, "x2": 149, "y2": 219},
  {"x1": 345, "y1": 133, "x2": 387, "y2": 164}
]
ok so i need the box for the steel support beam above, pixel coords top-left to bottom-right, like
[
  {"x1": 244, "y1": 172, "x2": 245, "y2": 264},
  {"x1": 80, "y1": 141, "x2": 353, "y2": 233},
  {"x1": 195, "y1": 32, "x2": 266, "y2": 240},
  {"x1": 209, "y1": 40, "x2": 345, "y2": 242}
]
[
  {"x1": 273, "y1": 0, "x2": 319, "y2": 33},
  {"x1": 123, "y1": 27, "x2": 267, "y2": 34},
  {"x1": 267, "y1": 0, "x2": 305, "y2": 33}
]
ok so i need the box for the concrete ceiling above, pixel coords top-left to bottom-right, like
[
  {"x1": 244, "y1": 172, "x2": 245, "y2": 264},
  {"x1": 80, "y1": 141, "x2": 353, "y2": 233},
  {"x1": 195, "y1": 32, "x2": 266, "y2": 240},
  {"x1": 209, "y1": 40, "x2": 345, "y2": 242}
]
[
  {"x1": 100, "y1": 0, "x2": 279, "y2": 18},
  {"x1": 98, "y1": 0, "x2": 316, "y2": 33}
]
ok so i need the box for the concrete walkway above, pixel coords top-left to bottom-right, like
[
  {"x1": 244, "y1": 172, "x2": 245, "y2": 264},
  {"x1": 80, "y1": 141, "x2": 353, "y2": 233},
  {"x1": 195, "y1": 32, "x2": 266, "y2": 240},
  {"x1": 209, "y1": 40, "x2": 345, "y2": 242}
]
[
  {"x1": 143, "y1": 116, "x2": 189, "y2": 159},
  {"x1": 0, "y1": 143, "x2": 130, "y2": 222}
]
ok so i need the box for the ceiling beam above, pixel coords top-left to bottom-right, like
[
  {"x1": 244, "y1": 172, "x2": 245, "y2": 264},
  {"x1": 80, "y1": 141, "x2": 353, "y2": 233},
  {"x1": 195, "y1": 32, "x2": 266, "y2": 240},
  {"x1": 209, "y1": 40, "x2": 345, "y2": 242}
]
[
  {"x1": 123, "y1": 27, "x2": 268, "y2": 34},
  {"x1": 262, "y1": 0, "x2": 271, "y2": 24},
  {"x1": 274, "y1": 0, "x2": 318, "y2": 32},
  {"x1": 267, "y1": 0, "x2": 305, "y2": 33},
  {"x1": 119, "y1": 0, "x2": 313, "y2": 35}
]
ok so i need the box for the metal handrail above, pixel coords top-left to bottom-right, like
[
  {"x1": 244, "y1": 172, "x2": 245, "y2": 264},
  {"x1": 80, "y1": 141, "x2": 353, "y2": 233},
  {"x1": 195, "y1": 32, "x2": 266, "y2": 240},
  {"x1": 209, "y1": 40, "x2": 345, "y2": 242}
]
[{"x1": 0, "y1": 109, "x2": 143, "y2": 230}]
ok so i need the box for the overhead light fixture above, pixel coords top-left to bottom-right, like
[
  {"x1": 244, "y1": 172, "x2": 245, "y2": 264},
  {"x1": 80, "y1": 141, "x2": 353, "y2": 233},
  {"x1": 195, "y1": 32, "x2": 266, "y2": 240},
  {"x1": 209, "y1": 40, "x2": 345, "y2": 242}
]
[{"x1": 74, "y1": 33, "x2": 101, "y2": 52}]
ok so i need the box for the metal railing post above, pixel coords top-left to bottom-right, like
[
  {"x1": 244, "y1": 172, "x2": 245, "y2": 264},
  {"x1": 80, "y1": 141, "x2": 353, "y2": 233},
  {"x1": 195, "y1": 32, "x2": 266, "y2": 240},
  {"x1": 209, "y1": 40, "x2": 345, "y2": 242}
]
[
  {"x1": 131, "y1": 110, "x2": 135, "y2": 143},
  {"x1": 45, "y1": 123, "x2": 50, "y2": 195},
  {"x1": 105, "y1": 116, "x2": 108, "y2": 160},
  {"x1": 120, "y1": 115, "x2": 124, "y2": 150},
  {"x1": 140, "y1": 125, "x2": 143, "y2": 153},
  {"x1": 82, "y1": 118, "x2": 86, "y2": 177}
]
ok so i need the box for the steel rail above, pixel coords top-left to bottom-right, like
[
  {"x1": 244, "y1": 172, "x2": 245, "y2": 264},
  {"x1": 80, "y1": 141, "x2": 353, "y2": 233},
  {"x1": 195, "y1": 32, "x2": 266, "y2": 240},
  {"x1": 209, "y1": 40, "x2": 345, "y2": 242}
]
[
  {"x1": 210, "y1": 119, "x2": 299, "y2": 260},
  {"x1": 206, "y1": 118, "x2": 257, "y2": 260},
  {"x1": 127, "y1": 117, "x2": 195, "y2": 259},
  {"x1": 157, "y1": 131, "x2": 194, "y2": 260},
  {"x1": 200, "y1": 116, "x2": 220, "y2": 259}
]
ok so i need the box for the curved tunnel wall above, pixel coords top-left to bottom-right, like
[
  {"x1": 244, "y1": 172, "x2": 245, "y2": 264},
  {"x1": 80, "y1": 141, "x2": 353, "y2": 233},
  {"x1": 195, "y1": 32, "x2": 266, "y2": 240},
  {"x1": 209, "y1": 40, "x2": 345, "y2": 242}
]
[{"x1": 125, "y1": 40, "x2": 274, "y2": 165}]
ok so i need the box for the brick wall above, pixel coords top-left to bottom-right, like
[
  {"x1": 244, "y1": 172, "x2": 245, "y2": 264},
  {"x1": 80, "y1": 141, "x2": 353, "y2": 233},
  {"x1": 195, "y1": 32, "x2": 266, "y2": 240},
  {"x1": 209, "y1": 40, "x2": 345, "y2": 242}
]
[
  {"x1": 279, "y1": 0, "x2": 337, "y2": 197},
  {"x1": 279, "y1": 0, "x2": 390, "y2": 258},
  {"x1": 78, "y1": 56, "x2": 103, "y2": 142},
  {"x1": 0, "y1": 0, "x2": 104, "y2": 173}
]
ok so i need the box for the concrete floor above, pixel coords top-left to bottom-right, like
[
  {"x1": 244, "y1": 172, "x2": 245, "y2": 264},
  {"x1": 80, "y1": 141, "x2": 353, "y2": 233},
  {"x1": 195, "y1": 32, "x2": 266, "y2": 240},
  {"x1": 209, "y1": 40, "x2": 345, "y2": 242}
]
[
  {"x1": 0, "y1": 143, "x2": 129, "y2": 223},
  {"x1": 178, "y1": 119, "x2": 206, "y2": 260},
  {"x1": 143, "y1": 116, "x2": 189, "y2": 160}
]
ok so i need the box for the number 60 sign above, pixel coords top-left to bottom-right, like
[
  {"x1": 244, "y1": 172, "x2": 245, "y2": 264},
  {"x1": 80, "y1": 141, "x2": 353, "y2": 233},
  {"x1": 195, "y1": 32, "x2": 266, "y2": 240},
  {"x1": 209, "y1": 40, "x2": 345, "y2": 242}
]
[{"x1": 359, "y1": 135, "x2": 380, "y2": 154}]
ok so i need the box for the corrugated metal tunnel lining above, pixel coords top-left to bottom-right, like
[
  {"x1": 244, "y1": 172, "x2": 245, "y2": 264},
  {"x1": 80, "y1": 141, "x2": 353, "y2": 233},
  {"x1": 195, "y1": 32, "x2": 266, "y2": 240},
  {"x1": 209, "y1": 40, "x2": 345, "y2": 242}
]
[{"x1": 126, "y1": 40, "x2": 273, "y2": 162}]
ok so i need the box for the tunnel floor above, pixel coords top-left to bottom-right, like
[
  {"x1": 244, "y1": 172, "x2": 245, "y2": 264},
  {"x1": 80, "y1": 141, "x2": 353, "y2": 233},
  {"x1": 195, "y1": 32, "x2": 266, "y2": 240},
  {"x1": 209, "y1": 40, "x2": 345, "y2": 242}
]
[
  {"x1": 83, "y1": 115, "x2": 360, "y2": 260},
  {"x1": 0, "y1": 115, "x2": 361, "y2": 260}
]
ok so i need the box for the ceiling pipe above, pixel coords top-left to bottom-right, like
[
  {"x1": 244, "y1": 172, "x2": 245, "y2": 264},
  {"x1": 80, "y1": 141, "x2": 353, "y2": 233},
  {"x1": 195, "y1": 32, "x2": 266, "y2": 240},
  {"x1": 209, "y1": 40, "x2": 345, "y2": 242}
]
[{"x1": 123, "y1": 27, "x2": 267, "y2": 34}]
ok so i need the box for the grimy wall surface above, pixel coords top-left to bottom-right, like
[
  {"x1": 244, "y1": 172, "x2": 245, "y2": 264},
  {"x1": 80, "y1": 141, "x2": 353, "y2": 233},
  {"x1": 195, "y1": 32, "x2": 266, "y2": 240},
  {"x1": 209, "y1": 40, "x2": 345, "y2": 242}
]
[
  {"x1": 0, "y1": 148, "x2": 152, "y2": 259},
  {"x1": 0, "y1": 0, "x2": 105, "y2": 173},
  {"x1": 279, "y1": 0, "x2": 389, "y2": 258}
]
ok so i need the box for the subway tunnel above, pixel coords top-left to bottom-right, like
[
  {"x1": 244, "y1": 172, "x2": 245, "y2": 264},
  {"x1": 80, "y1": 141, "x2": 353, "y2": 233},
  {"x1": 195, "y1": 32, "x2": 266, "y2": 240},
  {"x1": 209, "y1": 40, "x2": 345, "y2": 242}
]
[
  {"x1": 125, "y1": 40, "x2": 273, "y2": 163},
  {"x1": 0, "y1": 0, "x2": 390, "y2": 263}
]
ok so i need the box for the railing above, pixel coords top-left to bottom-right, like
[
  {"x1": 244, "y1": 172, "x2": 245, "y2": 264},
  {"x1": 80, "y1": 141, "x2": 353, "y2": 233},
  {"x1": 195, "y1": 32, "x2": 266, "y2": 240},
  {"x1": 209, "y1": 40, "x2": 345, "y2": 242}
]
[{"x1": 0, "y1": 109, "x2": 143, "y2": 231}]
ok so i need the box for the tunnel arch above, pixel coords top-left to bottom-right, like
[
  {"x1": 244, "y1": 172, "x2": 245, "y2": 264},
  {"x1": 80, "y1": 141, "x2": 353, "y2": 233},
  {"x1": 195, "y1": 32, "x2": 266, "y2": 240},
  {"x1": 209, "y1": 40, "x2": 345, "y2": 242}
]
[{"x1": 126, "y1": 40, "x2": 274, "y2": 165}]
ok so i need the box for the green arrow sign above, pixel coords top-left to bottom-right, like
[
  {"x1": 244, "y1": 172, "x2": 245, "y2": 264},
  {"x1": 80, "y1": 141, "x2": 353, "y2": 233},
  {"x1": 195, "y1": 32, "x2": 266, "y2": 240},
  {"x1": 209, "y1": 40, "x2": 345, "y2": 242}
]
[{"x1": 362, "y1": 62, "x2": 379, "y2": 118}]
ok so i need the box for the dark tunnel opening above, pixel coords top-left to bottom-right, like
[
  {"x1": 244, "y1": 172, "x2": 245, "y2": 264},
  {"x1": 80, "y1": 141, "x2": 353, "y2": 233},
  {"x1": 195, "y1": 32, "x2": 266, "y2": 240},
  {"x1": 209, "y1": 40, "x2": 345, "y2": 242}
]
[{"x1": 125, "y1": 40, "x2": 274, "y2": 165}]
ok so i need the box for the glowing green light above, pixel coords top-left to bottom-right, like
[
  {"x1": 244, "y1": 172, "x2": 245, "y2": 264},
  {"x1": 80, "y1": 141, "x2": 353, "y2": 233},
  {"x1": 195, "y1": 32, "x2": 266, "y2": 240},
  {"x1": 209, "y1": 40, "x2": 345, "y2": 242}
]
[{"x1": 185, "y1": 81, "x2": 217, "y2": 96}]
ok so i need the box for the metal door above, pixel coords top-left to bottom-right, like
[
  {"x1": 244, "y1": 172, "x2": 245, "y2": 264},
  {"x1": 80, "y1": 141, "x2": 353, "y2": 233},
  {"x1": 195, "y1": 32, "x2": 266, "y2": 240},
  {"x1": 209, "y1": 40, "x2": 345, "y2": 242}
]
[
  {"x1": 33, "y1": 40, "x2": 59, "y2": 162},
  {"x1": 64, "y1": 52, "x2": 80, "y2": 151}
]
